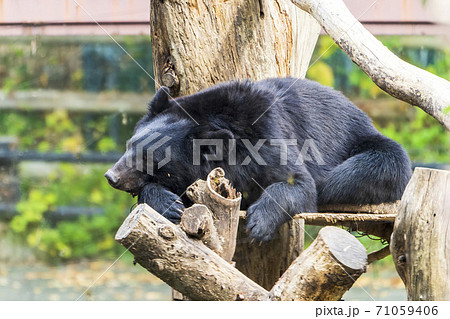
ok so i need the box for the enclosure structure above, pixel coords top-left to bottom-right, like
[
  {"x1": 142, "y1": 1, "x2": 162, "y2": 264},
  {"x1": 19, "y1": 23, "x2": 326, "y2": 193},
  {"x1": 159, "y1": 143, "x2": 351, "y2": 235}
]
[
  {"x1": 114, "y1": 0, "x2": 450, "y2": 300},
  {"x1": 116, "y1": 166, "x2": 450, "y2": 300}
]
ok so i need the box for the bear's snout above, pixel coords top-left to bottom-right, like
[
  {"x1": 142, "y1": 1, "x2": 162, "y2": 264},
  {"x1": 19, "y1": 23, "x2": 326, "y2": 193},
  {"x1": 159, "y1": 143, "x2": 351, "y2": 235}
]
[{"x1": 105, "y1": 170, "x2": 121, "y2": 187}]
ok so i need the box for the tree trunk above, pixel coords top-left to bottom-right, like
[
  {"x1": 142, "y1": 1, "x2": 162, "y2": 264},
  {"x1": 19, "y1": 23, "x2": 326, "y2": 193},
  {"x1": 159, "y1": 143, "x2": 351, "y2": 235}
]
[
  {"x1": 291, "y1": 0, "x2": 450, "y2": 130},
  {"x1": 234, "y1": 219, "x2": 304, "y2": 290},
  {"x1": 150, "y1": 0, "x2": 320, "y2": 96},
  {"x1": 150, "y1": 0, "x2": 321, "y2": 290},
  {"x1": 391, "y1": 168, "x2": 450, "y2": 300}
]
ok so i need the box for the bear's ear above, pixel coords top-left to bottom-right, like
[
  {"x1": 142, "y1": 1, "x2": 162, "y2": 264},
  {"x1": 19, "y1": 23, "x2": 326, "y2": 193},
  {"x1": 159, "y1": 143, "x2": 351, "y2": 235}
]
[{"x1": 148, "y1": 86, "x2": 171, "y2": 116}]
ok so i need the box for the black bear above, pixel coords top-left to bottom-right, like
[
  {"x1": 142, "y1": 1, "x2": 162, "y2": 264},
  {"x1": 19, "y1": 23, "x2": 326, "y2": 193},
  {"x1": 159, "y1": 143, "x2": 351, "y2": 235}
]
[{"x1": 105, "y1": 78, "x2": 411, "y2": 242}]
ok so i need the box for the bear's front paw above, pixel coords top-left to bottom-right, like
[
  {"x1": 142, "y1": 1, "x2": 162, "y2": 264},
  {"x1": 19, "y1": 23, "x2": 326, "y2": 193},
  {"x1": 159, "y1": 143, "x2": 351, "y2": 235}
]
[
  {"x1": 138, "y1": 184, "x2": 184, "y2": 224},
  {"x1": 246, "y1": 200, "x2": 284, "y2": 243}
]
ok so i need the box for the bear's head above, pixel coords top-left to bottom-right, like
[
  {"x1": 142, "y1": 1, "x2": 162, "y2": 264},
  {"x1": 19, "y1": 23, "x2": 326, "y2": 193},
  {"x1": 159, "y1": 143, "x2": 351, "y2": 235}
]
[{"x1": 104, "y1": 86, "x2": 194, "y2": 196}]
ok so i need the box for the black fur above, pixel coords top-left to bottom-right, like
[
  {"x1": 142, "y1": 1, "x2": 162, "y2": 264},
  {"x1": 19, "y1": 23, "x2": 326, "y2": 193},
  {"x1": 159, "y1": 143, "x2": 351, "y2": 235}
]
[{"x1": 107, "y1": 77, "x2": 411, "y2": 242}]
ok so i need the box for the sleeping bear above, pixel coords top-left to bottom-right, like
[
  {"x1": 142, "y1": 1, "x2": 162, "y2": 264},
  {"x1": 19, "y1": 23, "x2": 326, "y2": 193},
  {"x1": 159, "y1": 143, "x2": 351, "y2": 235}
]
[{"x1": 105, "y1": 78, "x2": 411, "y2": 242}]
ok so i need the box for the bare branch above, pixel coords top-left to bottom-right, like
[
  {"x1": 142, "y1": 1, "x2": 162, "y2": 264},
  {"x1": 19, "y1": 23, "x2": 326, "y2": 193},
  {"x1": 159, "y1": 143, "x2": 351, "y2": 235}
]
[{"x1": 292, "y1": 0, "x2": 450, "y2": 130}]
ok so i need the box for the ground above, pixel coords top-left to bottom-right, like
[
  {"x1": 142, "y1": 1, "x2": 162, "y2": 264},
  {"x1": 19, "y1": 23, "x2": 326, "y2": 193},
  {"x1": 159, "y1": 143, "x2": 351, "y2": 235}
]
[{"x1": 0, "y1": 257, "x2": 405, "y2": 301}]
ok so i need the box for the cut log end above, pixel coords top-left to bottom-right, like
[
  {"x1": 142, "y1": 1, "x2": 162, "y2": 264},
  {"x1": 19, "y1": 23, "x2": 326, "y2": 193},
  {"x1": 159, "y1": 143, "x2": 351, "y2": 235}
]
[
  {"x1": 269, "y1": 226, "x2": 367, "y2": 301},
  {"x1": 115, "y1": 204, "x2": 147, "y2": 241},
  {"x1": 321, "y1": 226, "x2": 367, "y2": 271}
]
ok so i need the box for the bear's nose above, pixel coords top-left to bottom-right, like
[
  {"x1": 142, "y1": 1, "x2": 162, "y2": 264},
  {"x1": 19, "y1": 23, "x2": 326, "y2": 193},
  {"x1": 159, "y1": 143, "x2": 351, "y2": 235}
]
[{"x1": 105, "y1": 170, "x2": 120, "y2": 187}]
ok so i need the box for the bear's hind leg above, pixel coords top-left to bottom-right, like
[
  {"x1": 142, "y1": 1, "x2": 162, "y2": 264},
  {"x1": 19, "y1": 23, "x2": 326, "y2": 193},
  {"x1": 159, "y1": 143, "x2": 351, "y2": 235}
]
[{"x1": 318, "y1": 135, "x2": 411, "y2": 205}]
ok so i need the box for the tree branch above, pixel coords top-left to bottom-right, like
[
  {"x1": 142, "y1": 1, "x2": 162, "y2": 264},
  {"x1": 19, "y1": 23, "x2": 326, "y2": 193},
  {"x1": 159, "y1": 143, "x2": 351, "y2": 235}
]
[{"x1": 291, "y1": 0, "x2": 450, "y2": 130}]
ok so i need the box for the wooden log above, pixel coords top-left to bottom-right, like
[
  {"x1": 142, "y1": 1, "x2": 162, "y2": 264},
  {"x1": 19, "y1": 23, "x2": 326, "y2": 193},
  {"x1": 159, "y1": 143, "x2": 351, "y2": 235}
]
[
  {"x1": 318, "y1": 202, "x2": 400, "y2": 215},
  {"x1": 269, "y1": 226, "x2": 367, "y2": 301},
  {"x1": 295, "y1": 213, "x2": 397, "y2": 223},
  {"x1": 186, "y1": 167, "x2": 241, "y2": 263},
  {"x1": 115, "y1": 203, "x2": 269, "y2": 301},
  {"x1": 238, "y1": 209, "x2": 397, "y2": 241},
  {"x1": 291, "y1": 0, "x2": 450, "y2": 130},
  {"x1": 391, "y1": 168, "x2": 450, "y2": 300},
  {"x1": 296, "y1": 213, "x2": 395, "y2": 241}
]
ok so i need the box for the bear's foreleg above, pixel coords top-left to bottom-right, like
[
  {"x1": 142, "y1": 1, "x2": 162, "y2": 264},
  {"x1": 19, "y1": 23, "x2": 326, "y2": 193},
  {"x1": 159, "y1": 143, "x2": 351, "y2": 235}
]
[
  {"x1": 138, "y1": 183, "x2": 185, "y2": 223},
  {"x1": 246, "y1": 171, "x2": 317, "y2": 242}
]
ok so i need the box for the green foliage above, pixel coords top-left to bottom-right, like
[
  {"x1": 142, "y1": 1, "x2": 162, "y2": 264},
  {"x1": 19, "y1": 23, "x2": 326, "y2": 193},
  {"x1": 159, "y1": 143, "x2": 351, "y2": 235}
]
[
  {"x1": 0, "y1": 36, "x2": 154, "y2": 93},
  {"x1": 0, "y1": 110, "x2": 139, "y2": 153},
  {"x1": 307, "y1": 36, "x2": 450, "y2": 163},
  {"x1": 10, "y1": 164, "x2": 134, "y2": 262},
  {"x1": 444, "y1": 106, "x2": 450, "y2": 115},
  {"x1": 378, "y1": 109, "x2": 450, "y2": 162}
]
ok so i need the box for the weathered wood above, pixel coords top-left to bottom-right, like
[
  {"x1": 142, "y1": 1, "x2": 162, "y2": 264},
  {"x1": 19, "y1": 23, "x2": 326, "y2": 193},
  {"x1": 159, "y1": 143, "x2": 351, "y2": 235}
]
[
  {"x1": 367, "y1": 245, "x2": 391, "y2": 265},
  {"x1": 318, "y1": 202, "x2": 400, "y2": 215},
  {"x1": 115, "y1": 203, "x2": 269, "y2": 301},
  {"x1": 186, "y1": 167, "x2": 241, "y2": 263},
  {"x1": 238, "y1": 206, "x2": 397, "y2": 241},
  {"x1": 291, "y1": 0, "x2": 450, "y2": 130},
  {"x1": 295, "y1": 213, "x2": 396, "y2": 223},
  {"x1": 181, "y1": 204, "x2": 221, "y2": 255},
  {"x1": 391, "y1": 168, "x2": 450, "y2": 300},
  {"x1": 150, "y1": 0, "x2": 320, "y2": 96},
  {"x1": 269, "y1": 226, "x2": 367, "y2": 301},
  {"x1": 234, "y1": 219, "x2": 304, "y2": 290}
]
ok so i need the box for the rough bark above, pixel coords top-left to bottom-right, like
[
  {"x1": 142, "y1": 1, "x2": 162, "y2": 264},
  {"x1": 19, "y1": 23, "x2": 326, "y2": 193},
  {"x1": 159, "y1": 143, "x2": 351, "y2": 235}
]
[
  {"x1": 367, "y1": 245, "x2": 391, "y2": 265},
  {"x1": 116, "y1": 207, "x2": 367, "y2": 300},
  {"x1": 186, "y1": 167, "x2": 241, "y2": 263},
  {"x1": 181, "y1": 204, "x2": 222, "y2": 254},
  {"x1": 391, "y1": 168, "x2": 450, "y2": 300},
  {"x1": 150, "y1": 0, "x2": 321, "y2": 96},
  {"x1": 291, "y1": 0, "x2": 450, "y2": 130},
  {"x1": 297, "y1": 213, "x2": 395, "y2": 241},
  {"x1": 115, "y1": 203, "x2": 269, "y2": 301},
  {"x1": 234, "y1": 219, "x2": 304, "y2": 290},
  {"x1": 269, "y1": 226, "x2": 367, "y2": 301}
]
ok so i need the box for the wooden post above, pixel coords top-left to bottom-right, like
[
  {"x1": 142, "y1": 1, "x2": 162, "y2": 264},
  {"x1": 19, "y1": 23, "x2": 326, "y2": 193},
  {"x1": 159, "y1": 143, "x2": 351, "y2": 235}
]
[
  {"x1": 391, "y1": 168, "x2": 450, "y2": 300},
  {"x1": 234, "y1": 220, "x2": 304, "y2": 290},
  {"x1": 186, "y1": 168, "x2": 241, "y2": 263},
  {"x1": 150, "y1": 0, "x2": 321, "y2": 290}
]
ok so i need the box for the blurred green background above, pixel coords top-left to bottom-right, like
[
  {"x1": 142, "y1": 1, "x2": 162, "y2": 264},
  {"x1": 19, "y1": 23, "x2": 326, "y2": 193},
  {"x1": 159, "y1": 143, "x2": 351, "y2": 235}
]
[{"x1": 0, "y1": 34, "x2": 448, "y2": 300}]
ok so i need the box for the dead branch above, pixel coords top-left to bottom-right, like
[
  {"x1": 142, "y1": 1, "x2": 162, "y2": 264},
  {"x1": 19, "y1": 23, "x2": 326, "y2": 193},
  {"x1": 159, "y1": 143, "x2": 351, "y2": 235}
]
[
  {"x1": 367, "y1": 246, "x2": 391, "y2": 264},
  {"x1": 291, "y1": 0, "x2": 450, "y2": 130}
]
